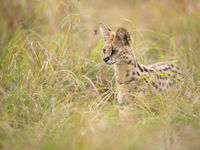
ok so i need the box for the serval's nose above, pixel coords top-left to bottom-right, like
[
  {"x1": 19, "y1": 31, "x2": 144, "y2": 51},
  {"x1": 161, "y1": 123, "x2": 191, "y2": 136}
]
[{"x1": 103, "y1": 57, "x2": 110, "y2": 63}]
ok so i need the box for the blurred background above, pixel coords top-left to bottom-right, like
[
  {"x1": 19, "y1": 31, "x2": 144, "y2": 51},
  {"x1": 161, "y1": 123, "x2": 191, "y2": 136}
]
[{"x1": 0, "y1": 0, "x2": 200, "y2": 150}]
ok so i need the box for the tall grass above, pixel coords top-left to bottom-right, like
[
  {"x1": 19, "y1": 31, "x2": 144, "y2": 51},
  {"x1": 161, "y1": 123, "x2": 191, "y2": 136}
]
[{"x1": 0, "y1": 0, "x2": 200, "y2": 150}]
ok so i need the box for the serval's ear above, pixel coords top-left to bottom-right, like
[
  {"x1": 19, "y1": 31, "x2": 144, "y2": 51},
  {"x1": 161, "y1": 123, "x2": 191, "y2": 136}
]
[
  {"x1": 99, "y1": 23, "x2": 111, "y2": 41},
  {"x1": 116, "y1": 27, "x2": 131, "y2": 45}
]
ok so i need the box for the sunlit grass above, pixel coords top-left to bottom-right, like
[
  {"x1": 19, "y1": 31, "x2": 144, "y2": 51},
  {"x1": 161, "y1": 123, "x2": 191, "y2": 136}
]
[{"x1": 0, "y1": 0, "x2": 200, "y2": 150}]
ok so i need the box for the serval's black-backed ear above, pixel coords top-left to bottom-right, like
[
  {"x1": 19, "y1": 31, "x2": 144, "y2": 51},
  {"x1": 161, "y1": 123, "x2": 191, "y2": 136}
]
[
  {"x1": 116, "y1": 27, "x2": 131, "y2": 45},
  {"x1": 99, "y1": 23, "x2": 111, "y2": 41}
]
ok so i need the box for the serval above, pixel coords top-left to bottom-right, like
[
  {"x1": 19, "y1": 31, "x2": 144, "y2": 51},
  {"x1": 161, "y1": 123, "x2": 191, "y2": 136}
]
[{"x1": 99, "y1": 23, "x2": 184, "y2": 105}]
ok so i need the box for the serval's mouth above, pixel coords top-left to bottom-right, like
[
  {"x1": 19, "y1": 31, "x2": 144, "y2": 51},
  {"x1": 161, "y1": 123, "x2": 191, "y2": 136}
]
[{"x1": 106, "y1": 59, "x2": 120, "y2": 65}]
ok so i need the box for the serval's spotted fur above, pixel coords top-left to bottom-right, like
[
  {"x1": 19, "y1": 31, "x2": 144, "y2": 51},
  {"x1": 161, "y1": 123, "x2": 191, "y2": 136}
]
[{"x1": 99, "y1": 23, "x2": 184, "y2": 105}]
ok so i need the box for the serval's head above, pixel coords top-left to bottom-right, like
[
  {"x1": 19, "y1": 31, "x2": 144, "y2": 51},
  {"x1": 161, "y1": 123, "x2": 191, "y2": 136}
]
[{"x1": 99, "y1": 23, "x2": 133, "y2": 65}]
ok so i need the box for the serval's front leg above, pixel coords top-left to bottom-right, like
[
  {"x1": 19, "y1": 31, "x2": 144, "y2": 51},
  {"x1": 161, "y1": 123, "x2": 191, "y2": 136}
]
[{"x1": 116, "y1": 84, "x2": 131, "y2": 105}]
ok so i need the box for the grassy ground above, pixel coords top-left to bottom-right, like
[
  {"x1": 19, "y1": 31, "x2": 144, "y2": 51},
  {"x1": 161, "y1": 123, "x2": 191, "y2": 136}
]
[{"x1": 0, "y1": 0, "x2": 200, "y2": 150}]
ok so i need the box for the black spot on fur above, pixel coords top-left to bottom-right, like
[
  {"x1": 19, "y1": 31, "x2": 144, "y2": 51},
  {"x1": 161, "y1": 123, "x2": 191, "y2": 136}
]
[
  {"x1": 137, "y1": 71, "x2": 140, "y2": 76},
  {"x1": 132, "y1": 72, "x2": 135, "y2": 75},
  {"x1": 126, "y1": 70, "x2": 130, "y2": 77},
  {"x1": 171, "y1": 64, "x2": 174, "y2": 68},
  {"x1": 168, "y1": 74, "x2": 171, "y2": 76},
  {"x1": 159, "y1": 82, "x2": 161, "y2": 85},
  {"x1": 143, "y1": 67, "x2": 149, "y2": 72},
  {"x1": 169, "y1": 82, "x2": 172, "y2": 87},
  {"x1": 160, "y1": 75, "x2": 163, "y2": 80},
  {"x1": 127, "y1": 60, "x2": 132, "y2": 64},
  {"x1": 144, "y1": 78, "x2": 148, "y2": 84},
  {"x1": 149, "y1": 69, "x2": 154, "y2": 73},
  {"x1": 152, "y1": 82, "x2": 158, "y2": 89},
  {"x1": 117, "y1": 80, "x2": 122, "y2": 84},
  {"x1": 137, "y1": 63, "x2": 143, "y2": 72},
  {"x1": 131, "y1": 77, "x2": 136, "y2": 81},
  {"x1": 163, "y1": 68, "x2": 168, "y2": 71}
]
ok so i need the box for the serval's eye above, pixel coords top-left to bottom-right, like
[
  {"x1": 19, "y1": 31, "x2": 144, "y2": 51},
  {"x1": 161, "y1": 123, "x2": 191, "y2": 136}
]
[
  {"x1": 111, "y1": 49, "x2": 118, "y2": 56},
  {"x1": 103, "y1": 49, "x2": 106, "y2": 54}
]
